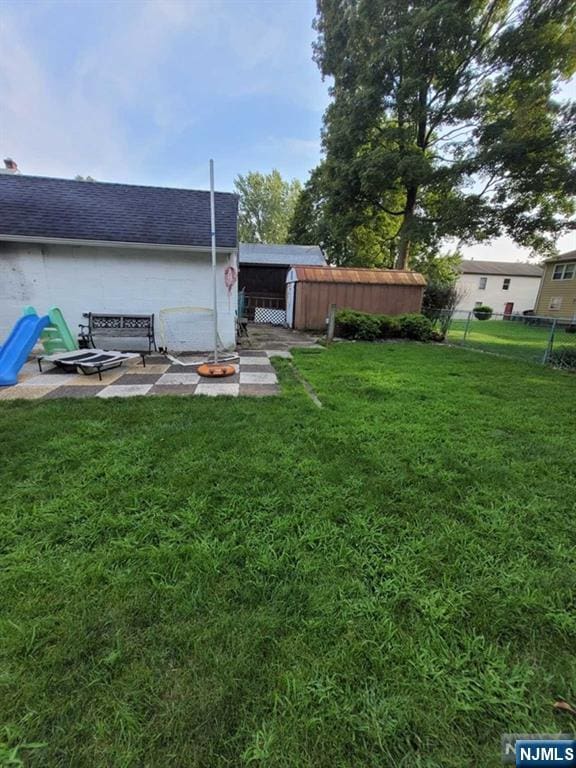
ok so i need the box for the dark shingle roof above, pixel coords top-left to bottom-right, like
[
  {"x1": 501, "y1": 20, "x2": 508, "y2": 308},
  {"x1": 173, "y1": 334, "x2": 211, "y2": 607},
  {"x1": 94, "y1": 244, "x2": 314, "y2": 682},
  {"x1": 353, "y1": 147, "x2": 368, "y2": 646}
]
[
  {"x1": 460, "y1": 259, "x2": 543, "y2": 277},
  {"x1": 0, "y1": 174, "x2": 238, "y2": 249},
  {"x1": 239, "y1": 243, "x2": 326, "y2": 266}
]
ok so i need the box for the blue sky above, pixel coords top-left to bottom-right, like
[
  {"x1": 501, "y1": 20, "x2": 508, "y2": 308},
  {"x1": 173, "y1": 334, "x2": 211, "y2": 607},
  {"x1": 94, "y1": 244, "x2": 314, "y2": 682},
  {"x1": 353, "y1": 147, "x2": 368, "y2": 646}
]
[
  {"x1": 0, "y1": 0, "x2": 327, "y2": 190},
  {"x1": 0, "y1": 0, "x2": 574, "y2": 259}
]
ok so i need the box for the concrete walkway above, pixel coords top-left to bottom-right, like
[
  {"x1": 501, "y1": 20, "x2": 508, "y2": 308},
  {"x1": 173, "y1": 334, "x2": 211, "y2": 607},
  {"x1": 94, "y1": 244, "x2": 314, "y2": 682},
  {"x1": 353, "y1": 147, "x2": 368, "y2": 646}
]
[{"x1": 238, "y1": 323, "x2": 320, "y2": 350}]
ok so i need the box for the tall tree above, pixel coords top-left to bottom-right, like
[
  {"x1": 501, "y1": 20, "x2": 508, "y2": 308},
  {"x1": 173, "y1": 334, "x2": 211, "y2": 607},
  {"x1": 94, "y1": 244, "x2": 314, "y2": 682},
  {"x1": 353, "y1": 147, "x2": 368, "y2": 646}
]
[
  {"x1": 288, "y1": 162, "x2": 399, "y2": 266},
  {"x1": 235, "y1": 170, "x2": 302, "y2": 243},
  {"x1": 314, "y1": 0, "x2": 576, "y2": 268}
]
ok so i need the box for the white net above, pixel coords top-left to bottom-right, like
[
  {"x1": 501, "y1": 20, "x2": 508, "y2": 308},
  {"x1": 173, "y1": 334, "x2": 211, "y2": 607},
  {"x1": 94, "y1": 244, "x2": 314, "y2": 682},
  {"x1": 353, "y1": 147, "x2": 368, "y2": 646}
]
[{"x1": 159, "y1": 306, "x2": 221, "y2": 354}]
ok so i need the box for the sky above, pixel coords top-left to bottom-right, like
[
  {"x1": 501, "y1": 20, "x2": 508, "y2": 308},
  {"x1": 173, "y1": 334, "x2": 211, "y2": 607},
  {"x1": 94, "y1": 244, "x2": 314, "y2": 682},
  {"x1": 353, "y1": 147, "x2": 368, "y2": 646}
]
[{"x1": 0, "y1": 0, "x2": 574, "y2": 262}]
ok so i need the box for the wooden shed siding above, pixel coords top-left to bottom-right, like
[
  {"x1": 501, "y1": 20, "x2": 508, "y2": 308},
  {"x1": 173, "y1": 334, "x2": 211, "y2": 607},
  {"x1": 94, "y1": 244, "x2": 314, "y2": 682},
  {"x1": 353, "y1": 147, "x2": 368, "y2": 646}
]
[
  {"x1": 535, "y1": 262, "x2": 576, "y2": 320},
  {"x1": 293, "y1": 282, "x2": 424, "y2": 330}
]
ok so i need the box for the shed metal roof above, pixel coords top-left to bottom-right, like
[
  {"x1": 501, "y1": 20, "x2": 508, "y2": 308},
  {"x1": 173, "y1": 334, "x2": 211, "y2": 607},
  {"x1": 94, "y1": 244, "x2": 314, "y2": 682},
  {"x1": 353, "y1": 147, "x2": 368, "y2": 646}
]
[
  {"x1": 0, "y1": 174, "x2": 238, "y2": 249},
  {"x1": 290, "y1": 266, "x2": 426, "y2": 285},
  {"x1": 239, "y1": 243, "x2": 326, "y2": 266},
  {"x1": 460, "y1": 259, "x2": 542, "y2": 277}
]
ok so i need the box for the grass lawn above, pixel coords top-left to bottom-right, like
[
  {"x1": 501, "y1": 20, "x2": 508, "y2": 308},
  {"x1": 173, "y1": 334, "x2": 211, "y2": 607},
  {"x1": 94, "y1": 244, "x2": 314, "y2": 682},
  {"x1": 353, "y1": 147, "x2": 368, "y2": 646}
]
[
  {"x1": 447, "y1": 317, "x2": 576, "y2": 365},
  {"x1": 1, "y1": 343, "x2": 575, "y2": 767}
]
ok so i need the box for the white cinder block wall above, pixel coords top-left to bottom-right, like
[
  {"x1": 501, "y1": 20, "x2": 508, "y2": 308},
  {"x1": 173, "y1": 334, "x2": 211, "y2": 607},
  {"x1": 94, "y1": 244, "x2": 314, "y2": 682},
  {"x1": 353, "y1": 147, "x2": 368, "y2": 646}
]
[
  {"x1": 455, "y1": 273, "x2": 541, "y2": 315},
  {"x1": 0, "y1": 242, "x2": 237, "y2": 351}
]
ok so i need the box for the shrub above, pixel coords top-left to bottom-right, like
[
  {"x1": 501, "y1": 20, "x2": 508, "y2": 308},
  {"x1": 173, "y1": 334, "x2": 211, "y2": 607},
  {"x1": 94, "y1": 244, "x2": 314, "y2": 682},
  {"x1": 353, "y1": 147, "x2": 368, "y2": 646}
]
[
  {"x1": 378, "y1": 314, "x2": 401, "y2": 338},
  {"x1": 397, "y1": 313, "x2": 434, "y2": 341},
  {"x1": 473, "y1": 305, "x2": 493, "y2": 320},
  {"x1": 422, "y1": 282, "x2": 460, "y2": 320},
  {"x1": 549, "y1": 346, "x2": 576, "y2": 370},
  {"x1": 335, "y1": 310, "x2": 434, "y2": 342},
  {"x1": 335, "y1": 309, "x2": 380, "y2": 340}
]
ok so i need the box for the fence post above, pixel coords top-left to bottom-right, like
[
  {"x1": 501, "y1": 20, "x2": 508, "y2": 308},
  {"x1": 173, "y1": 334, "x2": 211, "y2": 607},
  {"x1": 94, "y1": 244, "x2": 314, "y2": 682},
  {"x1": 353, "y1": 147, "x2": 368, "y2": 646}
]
[
  {"x1": 463, "y1": 310, "x2": 473, "y2": 343},
  {"x1": 542, "y1": 319, "x2": 557, "y2": 365},
  {"x1": 326, "y1": 303, "x2": 337, "y2": 345}
]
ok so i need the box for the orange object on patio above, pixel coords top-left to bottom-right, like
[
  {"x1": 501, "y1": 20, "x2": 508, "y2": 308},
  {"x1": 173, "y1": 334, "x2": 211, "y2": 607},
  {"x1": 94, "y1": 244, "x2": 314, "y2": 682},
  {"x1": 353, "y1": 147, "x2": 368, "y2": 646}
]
[{"x1": 197, "y1": 363, "x2": 236, "y2": 378}]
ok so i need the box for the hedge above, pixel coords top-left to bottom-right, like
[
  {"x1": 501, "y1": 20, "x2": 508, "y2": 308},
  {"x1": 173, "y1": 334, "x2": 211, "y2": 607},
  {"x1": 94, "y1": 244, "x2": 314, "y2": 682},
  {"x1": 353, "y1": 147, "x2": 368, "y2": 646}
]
[{"x1": 335, "y1": 309, "x2": 435, "y2": 342}]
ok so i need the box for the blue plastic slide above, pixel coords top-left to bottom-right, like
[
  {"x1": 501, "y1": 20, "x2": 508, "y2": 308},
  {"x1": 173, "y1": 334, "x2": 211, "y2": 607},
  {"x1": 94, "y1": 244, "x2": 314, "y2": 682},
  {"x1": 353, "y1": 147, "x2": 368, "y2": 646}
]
[{"x1": 0, "y1": 313, "x2": 51, "y2": 386}]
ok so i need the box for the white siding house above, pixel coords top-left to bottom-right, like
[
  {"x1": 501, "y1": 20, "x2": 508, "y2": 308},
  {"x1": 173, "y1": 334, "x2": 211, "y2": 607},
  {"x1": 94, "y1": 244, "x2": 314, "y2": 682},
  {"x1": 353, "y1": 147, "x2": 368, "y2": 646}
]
[
  {"x1": 0, "y1": 174, "x2": 239, "y2": 351},
  {"x1": 455, "y1": 260, "x2": 543, "y2": 316},
  {"x1": 0, "y1": 242, "x2": 237, "y2": 349}
]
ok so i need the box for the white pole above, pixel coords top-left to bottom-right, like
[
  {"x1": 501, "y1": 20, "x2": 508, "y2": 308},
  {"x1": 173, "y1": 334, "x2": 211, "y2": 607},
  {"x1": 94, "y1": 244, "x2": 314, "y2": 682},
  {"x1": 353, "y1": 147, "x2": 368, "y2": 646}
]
[{"x1": 210, "y1": 159, "x2": 218, "y2": 363}]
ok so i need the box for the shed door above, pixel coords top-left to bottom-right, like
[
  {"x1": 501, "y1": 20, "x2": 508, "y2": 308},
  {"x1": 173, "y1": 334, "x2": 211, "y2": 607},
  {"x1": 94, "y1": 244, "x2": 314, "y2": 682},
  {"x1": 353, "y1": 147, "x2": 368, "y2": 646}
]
[{"x1": 286, "y1": 282, "x2": 296, "y2": 328}]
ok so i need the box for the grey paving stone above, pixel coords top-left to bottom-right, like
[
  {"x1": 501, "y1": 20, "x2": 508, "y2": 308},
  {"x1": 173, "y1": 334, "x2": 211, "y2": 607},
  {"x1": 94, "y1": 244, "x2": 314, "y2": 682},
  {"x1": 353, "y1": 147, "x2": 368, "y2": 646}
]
[
  {"x1": 240, "y1": 364, "x2": 275, "y2": 373},
  {"x1": 149, "y1": 385, "x2": 198, "y2": 396},
  {"x1": 195, "y1": 382, "x2": 239, "y2": 397},
  {"x1": 240, "y1": 372, "x2": 278, "y2": 385},
  {"x1": 43, "y1": 386, "x2": 105, "y2": 399},
  {"x1": 157, "y1": 372, "x2": 201, "y2": 385},
  {"x1": 112, "y1": 374, "x2": 162, "y2": 385},
  {"x1": 97, "y1": 384, "x2": 152, "y2": 398},
  {"x1": 239, "y1": 384, "x2": 279, "y2": 397}
]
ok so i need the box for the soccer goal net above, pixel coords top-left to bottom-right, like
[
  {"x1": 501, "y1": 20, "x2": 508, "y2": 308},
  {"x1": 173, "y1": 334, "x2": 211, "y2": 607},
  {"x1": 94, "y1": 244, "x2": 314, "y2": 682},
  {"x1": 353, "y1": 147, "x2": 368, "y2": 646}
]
[{"x1": 159, "y1": 306, "x2": 223, "y2": 354}]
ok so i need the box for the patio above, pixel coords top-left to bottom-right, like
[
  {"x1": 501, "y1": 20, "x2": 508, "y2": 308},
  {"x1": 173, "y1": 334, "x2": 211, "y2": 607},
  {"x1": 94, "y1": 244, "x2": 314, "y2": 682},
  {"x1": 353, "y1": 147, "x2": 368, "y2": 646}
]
[{"x1": 0, "y1": 351, "x2": 285, "y2": 400}]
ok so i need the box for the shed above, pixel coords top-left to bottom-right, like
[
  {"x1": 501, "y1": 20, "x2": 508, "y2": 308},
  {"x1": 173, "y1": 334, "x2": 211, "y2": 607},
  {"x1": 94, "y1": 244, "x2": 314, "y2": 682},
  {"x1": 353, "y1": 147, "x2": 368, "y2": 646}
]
[
  {"x1": 239, "y1": 243, "x2": 326, "y2": 324},
  {"x1": 286, "y1": 266, "x2": 426, "y2": 330}
]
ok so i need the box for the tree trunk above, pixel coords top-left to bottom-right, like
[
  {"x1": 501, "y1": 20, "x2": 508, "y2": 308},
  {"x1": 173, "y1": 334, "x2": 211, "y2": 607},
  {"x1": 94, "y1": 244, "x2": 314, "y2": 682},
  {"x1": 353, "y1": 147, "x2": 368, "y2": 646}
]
[{"x1": 396, "y1": 186, "x2": 417, "y2": 269}]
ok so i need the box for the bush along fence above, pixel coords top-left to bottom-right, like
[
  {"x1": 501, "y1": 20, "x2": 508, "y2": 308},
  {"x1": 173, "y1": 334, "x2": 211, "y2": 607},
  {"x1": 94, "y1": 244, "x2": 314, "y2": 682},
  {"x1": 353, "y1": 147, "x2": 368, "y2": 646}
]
[
  {"x1": 437, "y1": 309, "x2": 576, "y2": 371},
  {"x1": 335, "y1": 310, "x2": 437, "y2": 342},
  {"x1": 332, "y1": 307, "x2": 576, "y2": 371}
]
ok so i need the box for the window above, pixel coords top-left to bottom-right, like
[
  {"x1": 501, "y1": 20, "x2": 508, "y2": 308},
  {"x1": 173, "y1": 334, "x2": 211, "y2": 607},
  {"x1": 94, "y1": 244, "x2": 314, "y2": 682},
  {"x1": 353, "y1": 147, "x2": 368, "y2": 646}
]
[
  {"x1": 552, "y1": 262, "x2": 576, "y2": 280},
  {"x1": 503, "y1": 278, "x2": 511, "y2": 290},
  {"x1": 479, "y1": 276, "x2": 487, "y2": 290},
  {"x1": 474, "y1": 301, "x2": 483, "y2": 307},
  {"x1": 549, "y1": 297, "x2": 563, "y2": 311}
]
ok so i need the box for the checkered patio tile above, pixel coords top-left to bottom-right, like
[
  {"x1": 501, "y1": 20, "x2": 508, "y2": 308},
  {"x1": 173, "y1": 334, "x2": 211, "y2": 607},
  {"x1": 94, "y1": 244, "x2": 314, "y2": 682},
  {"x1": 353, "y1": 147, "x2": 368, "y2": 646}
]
[{"x1": 1, "y1": 351, "x2": 283, "y2": 400}]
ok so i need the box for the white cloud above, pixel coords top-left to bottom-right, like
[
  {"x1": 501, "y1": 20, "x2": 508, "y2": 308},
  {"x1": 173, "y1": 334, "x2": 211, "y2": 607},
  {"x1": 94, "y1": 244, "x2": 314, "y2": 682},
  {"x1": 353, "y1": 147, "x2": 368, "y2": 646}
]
[
  {"x1": 0, "y1": 12, "x2": 132, "y2": 180},
  {"x1": 0, "y1": 0, "x2": 326, "y2": 184}
]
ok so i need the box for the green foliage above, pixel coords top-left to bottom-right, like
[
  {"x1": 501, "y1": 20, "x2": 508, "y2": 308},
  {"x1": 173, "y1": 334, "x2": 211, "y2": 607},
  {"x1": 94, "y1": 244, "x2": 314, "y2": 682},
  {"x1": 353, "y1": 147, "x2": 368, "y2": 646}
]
[
  {"x1": 288, "y1": 164, "x2": 398, "y2": 266},
  {"x1": 235, "y1": 170, "x2": 301, "y2": 243},
  {"x1": 549, "y1": 345, "x2": 576, "y2": 369},
  {"x1": 412, "y1": 249, "x2": 461, "y2": 285},
  {"x1": 335, "y1": 310, "x2": 433, "y2": 341},
  {"x1": 0, "y1": 345, "x2": 575, "y2": 766},
  {"x1": 313, "y1": 0, "x2": 576, "y2": 266},
  {"x1": 377, "y1": 314, "x2": 401, "y2": 338},
  {"x1": 422, "y1": 282, "x2": 461, "y2": 326},
  {"x1": 334, "y1": 309, "x2": 381, "y2": 340},
  {"x1": 397, "y1": 313, "x2": 435, "y2": 341},
  {"x1": 473, "y1": 305, "x2": 494, "y2": 320}
]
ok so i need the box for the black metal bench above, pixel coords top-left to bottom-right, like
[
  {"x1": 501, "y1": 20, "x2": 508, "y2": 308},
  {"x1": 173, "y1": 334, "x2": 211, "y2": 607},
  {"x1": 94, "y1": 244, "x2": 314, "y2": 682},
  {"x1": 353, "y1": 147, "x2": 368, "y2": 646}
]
[{"x1": 79, "y1": 313, "x2": 156, "y2": 353}]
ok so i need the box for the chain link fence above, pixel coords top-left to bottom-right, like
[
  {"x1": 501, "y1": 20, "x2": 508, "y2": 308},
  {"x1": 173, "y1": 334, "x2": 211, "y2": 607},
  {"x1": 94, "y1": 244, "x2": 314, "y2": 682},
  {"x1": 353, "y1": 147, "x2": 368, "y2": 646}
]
[{"x1": 433, "y1": 309, "x2": 576, "y2": 371}]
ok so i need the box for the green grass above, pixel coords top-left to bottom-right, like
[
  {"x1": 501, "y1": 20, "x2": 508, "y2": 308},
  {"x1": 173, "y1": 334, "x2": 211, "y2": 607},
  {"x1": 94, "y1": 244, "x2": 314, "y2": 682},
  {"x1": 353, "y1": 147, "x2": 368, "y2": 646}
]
[
  {"x1": 1, "y1": 343, "x2": 575, "y2": 768},
  {"x1": 447, "y1": 317, "x2": 575, "y2": 364}
]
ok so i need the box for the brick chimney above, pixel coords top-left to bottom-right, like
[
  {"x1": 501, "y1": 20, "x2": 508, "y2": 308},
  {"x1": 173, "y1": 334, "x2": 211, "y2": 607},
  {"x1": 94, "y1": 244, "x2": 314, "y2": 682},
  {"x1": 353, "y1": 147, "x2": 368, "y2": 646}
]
[{"x1": 1, "y1": 158, "x2": 20, "y2": 174}]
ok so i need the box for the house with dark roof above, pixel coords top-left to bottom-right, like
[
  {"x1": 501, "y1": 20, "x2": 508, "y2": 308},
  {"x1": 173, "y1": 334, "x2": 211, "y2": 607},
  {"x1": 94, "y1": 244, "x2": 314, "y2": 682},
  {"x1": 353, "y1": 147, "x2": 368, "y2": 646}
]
[
  {"x1": 0, "y1": 174, "x2": 239, "y2": 350},
  {"x1": 455, "y1": 259, "x2": 543, "y2": 316},
  {"x1": 534, "y1": 250, "x2": 576, "y2": 321},
  {"x1": 238, "y1": 243, "x2": 326, "y2": 324}
]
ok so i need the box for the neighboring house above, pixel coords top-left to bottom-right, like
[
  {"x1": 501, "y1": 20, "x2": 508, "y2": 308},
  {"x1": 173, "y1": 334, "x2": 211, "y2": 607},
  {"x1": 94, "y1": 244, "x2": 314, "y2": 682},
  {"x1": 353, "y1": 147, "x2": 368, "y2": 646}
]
[
  {"x1": 238, "y1": 243, "x2": 326, "y2": 324},
  {"x1": 534, "y1": 250, "x2": 576, "y2": 322},
  {"x1": 455, "y1": 260, "x2": 543, "y2": 316},
  {"x1": 0, "y1": 174, "x2": 238, "y2": 350}
]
